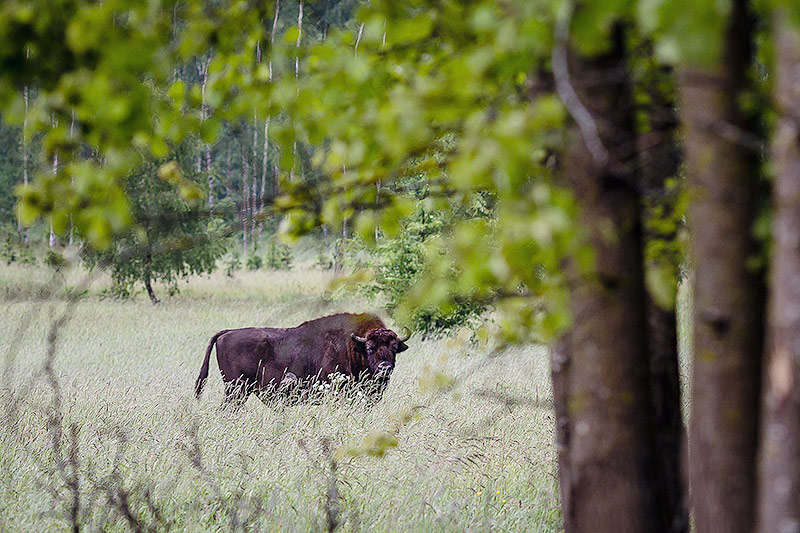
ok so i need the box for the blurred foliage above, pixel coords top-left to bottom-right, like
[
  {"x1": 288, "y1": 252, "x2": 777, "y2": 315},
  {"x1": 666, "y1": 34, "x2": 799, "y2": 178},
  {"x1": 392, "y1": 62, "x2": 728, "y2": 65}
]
[
  {"x1": 270, "y1": 0, "x2": 582, "y2": 340},
  {"x1": 5, "y1": 0, "x2": 790, "y2": 336},
  {"x1": 1, "y1": 0, "x2": 273, "y2": 249}
]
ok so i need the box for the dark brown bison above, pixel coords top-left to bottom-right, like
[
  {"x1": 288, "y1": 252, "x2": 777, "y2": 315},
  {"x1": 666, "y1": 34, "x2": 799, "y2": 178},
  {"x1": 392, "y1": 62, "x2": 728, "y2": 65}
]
[{"x1": 194, "y1": 313, "x2": 409, "y2": 407}]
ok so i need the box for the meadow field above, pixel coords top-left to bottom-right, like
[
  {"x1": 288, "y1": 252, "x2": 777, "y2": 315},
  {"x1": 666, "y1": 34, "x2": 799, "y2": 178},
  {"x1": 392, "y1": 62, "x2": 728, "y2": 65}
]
[{"x1": 0, "y1": 264, "x2": 560, "y2": 532}]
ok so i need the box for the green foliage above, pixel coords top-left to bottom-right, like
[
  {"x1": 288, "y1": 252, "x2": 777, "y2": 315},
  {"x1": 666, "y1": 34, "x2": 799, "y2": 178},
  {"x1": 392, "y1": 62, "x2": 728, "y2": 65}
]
[
  {"x1": 224, "y1": 251, "x2": 241, "y2": 277},
  {"x1": 0, "y1": 0, "x2": 698, "y2": 341},
  {"x1": 43, "y1": 249, "x2": 67, "y2": 271},
  {"x1": 365, "y1": 203, "x2": 484, "y2": 337},
  {"x1": 1, "y1": 0, "x2": 272, "y2": 249},
  {"x1": 265, "y1": 238, "x2": 293, "y2": 271},
  {"x1": 84, "y1": 146, "x2": 225, "y2": 300},
  {"x1": 269, "y1": 1, "x2": 585, "y2": 341},
  {"x1": 246, "y1": 253, "x2": 264, "y2": 271},
  {"x1": 637, "y1": 0, "x2": 731, "y2": 66},
  {"x1": 316, "y1": 251, "x2": 334, "y2": 270},
  {"x1": 1, "y1": 224, "x2": 22, "y2": 264}
]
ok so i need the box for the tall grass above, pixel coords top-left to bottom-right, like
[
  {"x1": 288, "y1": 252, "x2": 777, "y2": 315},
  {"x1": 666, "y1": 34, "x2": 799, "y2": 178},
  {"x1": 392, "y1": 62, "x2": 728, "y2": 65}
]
[{"x1": 0, "y1": 266, "x2": 559, "y2": 531}]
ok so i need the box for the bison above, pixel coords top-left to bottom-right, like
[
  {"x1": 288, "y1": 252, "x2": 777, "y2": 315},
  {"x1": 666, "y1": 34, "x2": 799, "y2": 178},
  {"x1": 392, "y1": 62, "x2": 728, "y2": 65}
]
[{"x1": 194, "y1": 313, "x2": 409, "y2": 407}]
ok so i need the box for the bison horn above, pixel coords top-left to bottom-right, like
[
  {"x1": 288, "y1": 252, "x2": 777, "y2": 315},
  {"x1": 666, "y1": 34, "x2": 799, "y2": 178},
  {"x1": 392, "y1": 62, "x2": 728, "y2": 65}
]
[
  {"x1": 351, "y1": 333, "x2": 367, "y2": 344},
  {"x1": 398, "y1": 327, "x2": 412, "y2": 343}
]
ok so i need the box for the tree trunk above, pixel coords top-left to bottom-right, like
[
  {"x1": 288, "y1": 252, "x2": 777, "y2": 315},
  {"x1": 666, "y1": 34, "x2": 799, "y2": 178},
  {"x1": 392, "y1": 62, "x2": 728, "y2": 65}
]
[
  {"x1": 678, "y1": 1, "x2": 764, "y2": 530},
  {"x1": 333, "y1": 218, "x2": 347, "y2": 275},
  {"x1": 260, "y1": 114, "x2": 270, "y2": 241},
  {"x1": 557, "y1": 23, "x2": 662, "y2": 532},
  {"x1": 295, "y1": 0, "x2": 303, "y2": 80},
  {"x1": 69, "y1": 109, "x2": 75, "y2": 246},
  {"x1": 199, "y1": 56, "x2": 213, "y2": 208},
  {"x1": 259, "y1": 0, "x2": 279, "y2": 231},
  {"x1": 241, "y1": 138, "x2": 250, "y2": 260},
  {"x1": 20, "y1": 85, "x2": 29, "y2": 243},
  {"x1": 322, "y1": 224, "x2": 330, "y2": 252},
  {"x1": 50, "y1": 129, "x2": 58, "y2": 248},
  {"x1": 638, "y1": 65, "x2": 687, "y2": 533},
  {"x1": 225, "y1": 142, "x2": 233, "y2": 200},
  {"x1": 550, "y1": 336, "x2": 573, "y2": 532},
  {"x1": 756, "y1": 14, "x2": 800, "y2": 533},
  {"x1": 290, "y1": 0, "x2": 303, "y2": 182},
  {"x1": 144, "y1": 251, "x2": 159, "y2": 305}
]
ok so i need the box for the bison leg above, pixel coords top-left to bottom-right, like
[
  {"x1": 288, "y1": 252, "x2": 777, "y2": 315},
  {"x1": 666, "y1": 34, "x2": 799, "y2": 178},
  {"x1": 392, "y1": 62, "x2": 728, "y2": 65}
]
[
  {"x1": 221, "y1": 378, "x2": 252, "y2": 410},
  {"x1": 278, "y1": 372, "x2": 298, "y2": 391}
]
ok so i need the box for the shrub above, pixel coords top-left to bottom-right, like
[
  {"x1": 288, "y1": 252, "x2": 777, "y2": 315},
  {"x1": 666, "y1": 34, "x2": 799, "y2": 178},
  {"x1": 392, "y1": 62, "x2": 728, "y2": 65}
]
[
  {"x1": 265, "y1": 239, "x2": 293, "y2": 271},
  {"x1": 316, "y1": 252, "x2": 333, "y2": 270},
  {"x1": 44, "y1": 249, "x2": 68, "y2": 271},
  {"x1": 225, "y1": 251, "x2": 241, "y2": 277},
  {"x1": 246, "y1": 253, "x2": 263, "y2": 271}
]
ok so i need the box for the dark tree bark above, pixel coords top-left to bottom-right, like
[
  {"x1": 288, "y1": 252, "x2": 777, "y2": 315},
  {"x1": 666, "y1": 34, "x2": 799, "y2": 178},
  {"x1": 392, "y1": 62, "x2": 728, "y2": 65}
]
[
  {"x1": 144, "y1": 251, "x2": 159, "y2": 305},
  {"x1": 756, "y1": 15, "x2": 800, "y2": 533},
  {"x1": 638, "y1": 65, "x2": 687, "y2": 533},
  {"x1": 557, "y1": 24, "x2": 662, "y2": 532},
  {"x1": 678, "y1": 1, "x2": 765, "y2": 530},
  {"x1": 550, "y1": 336, "x2": 573, "y2": 532}
]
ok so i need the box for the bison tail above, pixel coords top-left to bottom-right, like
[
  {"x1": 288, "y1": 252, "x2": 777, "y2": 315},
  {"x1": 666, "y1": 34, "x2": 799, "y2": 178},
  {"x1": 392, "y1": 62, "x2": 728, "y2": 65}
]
[{"x1": 195, "y1": 330, "x2": 229, "y2": 399}]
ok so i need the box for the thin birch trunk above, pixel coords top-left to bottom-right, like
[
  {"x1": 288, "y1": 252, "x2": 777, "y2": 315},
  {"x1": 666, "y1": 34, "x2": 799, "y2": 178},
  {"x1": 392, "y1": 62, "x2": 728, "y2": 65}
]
[
  {"x1": 756, "y1": 13, "x2": 800, "y2": 532},
  {"x1": 69, "y1": 109, "x2": 75, "y2": 246},
  {"x1": 241, "y1": 139, "x2": 250, "y2": 260},
  {"x1": 260, "y1": 0, "x2": 280, "y2": 228},
  {"x1": 290, "y1": 0, "x2": 303, "y2": 182},
  {"x1": 252, "y1": 109, "x2": 259, "y2": 250},
  {"x1": 198, "y1": 55, "x2": 213, "y2": 207},
  {"x1": 225, "y1": 142, "x2": 233, "y2": 200},
  {"x1": 354, "y1": 23, "x2": 364, "y2": 56},
  {"x1": 20, "y1": 85, "x2": 29, "y2": 242},
  {"x1": 334, "y1": 218, "x2": 347, "y2": 275},
  {"x1": 295, "y1": 0, "x2": 303, "y2": 80},
  {"x1": 50, "y1": 116, "x2": 58, "y2": 248}
]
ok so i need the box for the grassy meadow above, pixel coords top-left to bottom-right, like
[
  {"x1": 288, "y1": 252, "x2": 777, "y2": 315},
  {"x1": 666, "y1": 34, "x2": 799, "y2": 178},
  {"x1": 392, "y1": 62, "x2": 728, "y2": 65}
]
[{"x1": 0, "y1": 263, "x2": 560, "y2": 532}]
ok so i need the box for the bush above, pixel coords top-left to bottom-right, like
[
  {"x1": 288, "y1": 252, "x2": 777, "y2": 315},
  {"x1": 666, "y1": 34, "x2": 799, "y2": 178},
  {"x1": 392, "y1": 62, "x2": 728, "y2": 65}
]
[
  {"x1": 0, "y1": 225, "x2": 34, "y2": 265},
  {"x1": 316, "y1": 252, "x2": 333, "y2": 270},
  {"x1": 246, "y1": 253, "x2": 263, "y2": 271},
  {"x1": 225, "y1": 251, "x2": 241, "y2": 277},
  {"x1": 265, "y1": 239, "x2": 293, "y2": 271},
  {"x1": 44, "y1": 249, "x2": 68, "y2": 271}
]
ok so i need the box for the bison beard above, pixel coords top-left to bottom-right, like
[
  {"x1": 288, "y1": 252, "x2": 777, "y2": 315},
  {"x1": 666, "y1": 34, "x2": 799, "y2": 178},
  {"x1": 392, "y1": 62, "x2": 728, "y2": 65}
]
[{"x1": 194, "y1": 313, "x2": 409, "y2": 408}]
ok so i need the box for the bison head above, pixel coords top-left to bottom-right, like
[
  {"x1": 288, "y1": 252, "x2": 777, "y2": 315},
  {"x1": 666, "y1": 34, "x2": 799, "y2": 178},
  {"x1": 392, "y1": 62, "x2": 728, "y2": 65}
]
[{"x1": 351, "y1": 327, "x2": 409, "y2": 378}]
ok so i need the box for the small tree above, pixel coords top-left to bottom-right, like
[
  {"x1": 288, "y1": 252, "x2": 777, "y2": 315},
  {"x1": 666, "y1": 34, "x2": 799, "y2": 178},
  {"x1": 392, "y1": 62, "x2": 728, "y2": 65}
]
[
  {"x1": 366, "y1": 202, "x2": 485, "y2": 337},
  {"x1": 265, "y1": 237, "x2": 293, "y2": 270},
  {"x1": 87, "y1": 151, "x2": 224, "y2": 304}
]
